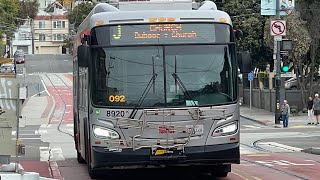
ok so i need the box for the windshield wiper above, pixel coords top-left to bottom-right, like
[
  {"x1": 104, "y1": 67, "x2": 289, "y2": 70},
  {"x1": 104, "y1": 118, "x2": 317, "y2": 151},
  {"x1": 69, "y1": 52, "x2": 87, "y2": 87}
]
[
  {"x1": 129, "y1": 73, "x2": 158, "y2": 119},
  {"x1": 172, "y1": 73, "x2": 198, "y2": 107}
]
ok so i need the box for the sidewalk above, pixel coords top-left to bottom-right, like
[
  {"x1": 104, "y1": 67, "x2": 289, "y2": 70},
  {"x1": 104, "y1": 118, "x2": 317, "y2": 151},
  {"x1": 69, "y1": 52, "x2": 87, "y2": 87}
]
[
  {"x1": 20, "y1": 96, "x2": 55, "y2": 126},
  {"x1": 240, "y1": 106, "x2": 315, "y2": 128}
]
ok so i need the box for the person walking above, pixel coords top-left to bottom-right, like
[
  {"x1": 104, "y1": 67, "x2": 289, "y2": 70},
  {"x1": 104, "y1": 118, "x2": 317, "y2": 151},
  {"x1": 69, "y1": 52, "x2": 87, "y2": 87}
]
[
  {"x1": 313, "y1": 94, "x2": 320, "y2": 125},
  {"x1": 307, "y1": 96, "x2": 314, "y2": 125},
  {"x1": 281, "y1": 100, "x2": 290, "y2": 128}
]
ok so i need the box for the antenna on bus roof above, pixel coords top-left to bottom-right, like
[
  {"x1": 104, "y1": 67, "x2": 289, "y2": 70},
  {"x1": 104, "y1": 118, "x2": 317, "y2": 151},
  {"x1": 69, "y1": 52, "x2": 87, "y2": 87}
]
[{"x1": 198, "y1": 1, "x2": 217, "y2": 10}]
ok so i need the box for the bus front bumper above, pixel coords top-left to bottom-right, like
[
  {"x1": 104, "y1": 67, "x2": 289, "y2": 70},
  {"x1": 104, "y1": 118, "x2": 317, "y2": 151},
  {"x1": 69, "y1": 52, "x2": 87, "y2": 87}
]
[{"x1": 91, "y1": 143, "x2": 240, "y2": 169}]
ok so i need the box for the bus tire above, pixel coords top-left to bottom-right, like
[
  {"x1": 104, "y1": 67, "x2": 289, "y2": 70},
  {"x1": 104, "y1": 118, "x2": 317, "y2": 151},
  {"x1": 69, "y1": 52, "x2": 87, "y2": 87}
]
[
  {"x1": 77, "y1": 151, "x2": 86, "y2": 164},
  {"x1": 214, "y1": 172, "x2": 228, "y2": 177},
  {"x1": 210, "y1": 164, "x2": 230, "y2": 178}
]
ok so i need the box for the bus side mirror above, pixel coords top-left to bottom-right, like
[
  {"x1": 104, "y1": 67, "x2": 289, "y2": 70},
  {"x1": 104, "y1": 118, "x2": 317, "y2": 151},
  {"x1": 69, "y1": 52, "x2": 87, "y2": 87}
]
[
  {"x1": 238, "y1": 52, "x2": 252, "y2": 73},
  {"x1": 78, "y1": 45, "x2": 89, "y2": 67},
  {"x1": 234, "y1": 29, "x2": 243, "y2": 40}
]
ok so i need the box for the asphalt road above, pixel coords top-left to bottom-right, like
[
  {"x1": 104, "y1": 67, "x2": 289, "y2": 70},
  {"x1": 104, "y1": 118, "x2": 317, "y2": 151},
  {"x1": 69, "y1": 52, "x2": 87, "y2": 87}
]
[{"x1": 15, "y1": 54, "x2": 72, "y2": 97}]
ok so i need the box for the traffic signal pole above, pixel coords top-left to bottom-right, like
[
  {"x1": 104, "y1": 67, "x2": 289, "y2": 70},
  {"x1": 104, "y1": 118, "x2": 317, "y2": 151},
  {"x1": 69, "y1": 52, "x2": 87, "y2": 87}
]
[{"x1": 275, "y1": 0, "x2": 281, "y2": 124}]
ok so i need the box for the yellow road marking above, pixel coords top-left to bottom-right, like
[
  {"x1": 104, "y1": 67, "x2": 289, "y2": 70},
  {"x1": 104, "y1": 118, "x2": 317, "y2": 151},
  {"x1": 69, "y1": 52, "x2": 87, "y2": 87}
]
[
  {"x1": 231, "y1": 170, "x2": 252, "y2": 180},
  {"x1": 233, "y1": 168, "x2": 264, "y2": 180},
  {"x1": 290, "y1": 125, "x2": 316, "y2": 128}
]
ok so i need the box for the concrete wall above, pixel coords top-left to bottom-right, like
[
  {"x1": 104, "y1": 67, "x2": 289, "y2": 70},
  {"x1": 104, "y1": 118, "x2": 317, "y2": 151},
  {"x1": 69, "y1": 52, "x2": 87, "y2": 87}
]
[{"x1": 242, "y1": 89, "x2": 305, "y2": 112}]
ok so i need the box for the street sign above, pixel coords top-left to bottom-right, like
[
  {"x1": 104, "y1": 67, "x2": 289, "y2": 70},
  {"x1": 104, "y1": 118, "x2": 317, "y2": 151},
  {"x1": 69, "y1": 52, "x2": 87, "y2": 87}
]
[
  {"x1": 270, "y1": 20, "x2": 286, "y2": 36},
  {"x1": 248, "y1": 71, "x2": 254, "y2": 81}
]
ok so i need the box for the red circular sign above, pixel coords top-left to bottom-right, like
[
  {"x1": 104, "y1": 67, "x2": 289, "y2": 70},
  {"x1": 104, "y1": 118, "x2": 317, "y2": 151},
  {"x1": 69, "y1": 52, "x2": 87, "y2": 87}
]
[{"x1": 271, "y1": 21, "x2": 286, "y2": 35}]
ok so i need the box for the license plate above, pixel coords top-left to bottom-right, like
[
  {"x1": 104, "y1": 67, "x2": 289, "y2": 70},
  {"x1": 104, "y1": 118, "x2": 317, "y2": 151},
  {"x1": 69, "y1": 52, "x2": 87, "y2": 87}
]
[{"x1": 186, "y1": 125, "x2": 204, "y2": 135}]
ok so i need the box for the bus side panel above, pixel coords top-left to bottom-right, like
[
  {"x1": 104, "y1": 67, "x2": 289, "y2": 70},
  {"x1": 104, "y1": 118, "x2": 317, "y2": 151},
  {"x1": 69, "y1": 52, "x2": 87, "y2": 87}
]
[
  {"x1": 79, "y1": 68, "x2": 87, "y2": 159},
  {"x1": 73, "y1": 58, "x2": 79, "y2": 150}
]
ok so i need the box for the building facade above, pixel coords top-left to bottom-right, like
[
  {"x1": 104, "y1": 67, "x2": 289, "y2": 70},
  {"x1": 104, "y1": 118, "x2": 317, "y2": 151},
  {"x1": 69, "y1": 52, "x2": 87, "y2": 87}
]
[
  {"x1": 12, "y1": 21, "x2": 33, "y2": 55},
  {"x1": 34, "y1": 2, "x2": 69, "y2": 54}
]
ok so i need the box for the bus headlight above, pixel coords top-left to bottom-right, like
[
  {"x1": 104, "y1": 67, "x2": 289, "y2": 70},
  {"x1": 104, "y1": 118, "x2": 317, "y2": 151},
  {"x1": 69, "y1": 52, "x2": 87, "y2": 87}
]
[
  {"x1": 212, "y1": 121, "x2": 238, "y2": 136},
  {"x1": 93, "y1": 126, "x2": 120, "y2": 139}
]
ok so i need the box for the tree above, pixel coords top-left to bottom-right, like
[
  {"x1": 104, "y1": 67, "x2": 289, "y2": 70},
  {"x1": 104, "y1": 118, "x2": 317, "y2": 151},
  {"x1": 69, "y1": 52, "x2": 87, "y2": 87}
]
[
  {"x1": 0, "y1": 0, "x2": 20, "y2": 57},
  {"x1": 66, "y1": 2, "x2": 95, "y2": 54},
  {"x1": 222, "y1": 0, "x2": 272, "y2": 70},
  {"x1": 18, "y1": 0, "x2": 39, "y2": 20},
  {"x1": 296, "y1": 0, "x2": 320, "y2": 96},
  {"x1": 264, "y1": 12, "x2": 311, "y2": 107},
  {"x1": 68, "y1": 2, "x2": 95, "y2": 30}
]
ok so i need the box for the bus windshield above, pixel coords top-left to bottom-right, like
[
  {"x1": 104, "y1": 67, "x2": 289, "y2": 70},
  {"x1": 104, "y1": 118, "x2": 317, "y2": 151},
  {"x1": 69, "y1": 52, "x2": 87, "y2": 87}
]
[{"x1": 91, "y1": 44, "x2": 237, "y2": 108}]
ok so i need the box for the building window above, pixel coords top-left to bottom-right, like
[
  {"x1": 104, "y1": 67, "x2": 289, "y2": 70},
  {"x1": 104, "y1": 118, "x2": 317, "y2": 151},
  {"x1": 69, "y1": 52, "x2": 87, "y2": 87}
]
[
  {"x1": 39, "y1": 34, "x2": 46, "y2": 41},
  {"x1": 20, "y1": 33, "x2": 27, "y2": 40},
  {"x1": 53, "y1": 21, "x2": 66, "y2": 28},
  {"x1": 53, "y1": 34, "x2": 64, "y2": 41},
  {"x1": 39, "y1": 21, "x2": 46, "y2": 28}
]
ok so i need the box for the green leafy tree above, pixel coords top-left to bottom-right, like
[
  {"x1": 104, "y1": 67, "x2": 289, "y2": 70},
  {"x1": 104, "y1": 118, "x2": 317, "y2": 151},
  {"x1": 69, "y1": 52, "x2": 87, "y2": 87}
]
[
  {"x1": 68, "y1": 2, "x2": 95, "y2": 30},
  {"x1": 18, "y1": 0, "x2": 39, "y2": 20},
  {"x1": 222, "y1": 0, "x2": 272, "y2": 70},
  {"x1": 264, "y1": 12, "x2": 311, "y2": 106},
  {"x1": 66, "y1": 2, "x2": 96, "y2": 54},
  {"x1": 296, "y1": 0, "x2": 320, "y2": 96},
  {"x1": 0, "y1": 0, "x2": 20, "y2": 34},
  {"x1": 0, "y1": 0, "x2": 20, "y2": 57}
]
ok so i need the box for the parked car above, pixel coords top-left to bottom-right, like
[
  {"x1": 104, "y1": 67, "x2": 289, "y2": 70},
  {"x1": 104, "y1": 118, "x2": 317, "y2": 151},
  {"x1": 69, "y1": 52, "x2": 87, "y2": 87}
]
[
  {"x1": 285, "y1": 75, "x2": 320, "y2": 90},
  {"x1": 14, "y1": 50, "x2": 25, "y2": 57},
  {"x1": 15, "y1": 55, "x2": 25, "y2": 64},
  {"x1": 14, "y1": 50, "x2": 25, "y2": 64},
  {"x1": 0, "y1": 63, "x2": 15, "y2": 73}
]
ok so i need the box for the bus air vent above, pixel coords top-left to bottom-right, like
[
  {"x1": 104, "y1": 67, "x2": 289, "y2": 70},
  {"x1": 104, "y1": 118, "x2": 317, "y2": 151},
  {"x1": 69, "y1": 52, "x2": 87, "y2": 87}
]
[
  {"x1": 180, "y1": 18, "x2": 215, "y2": 21},
  {"x1": 109, "y1": 19, "x2": 144, "y2": 23}
]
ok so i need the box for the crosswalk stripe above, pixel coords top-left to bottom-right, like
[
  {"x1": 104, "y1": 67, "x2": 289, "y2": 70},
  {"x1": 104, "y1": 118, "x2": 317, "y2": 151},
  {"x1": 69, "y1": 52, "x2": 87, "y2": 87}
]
[
  {"x1": 40, "y1": 124, "x2": 52, "y2": 128},
  {"x1": 258, "y1": 142, "x2": 303, "y2": 152},
  {"x1": 242, "y1": 125, "x2": 262, "y2": 129}
]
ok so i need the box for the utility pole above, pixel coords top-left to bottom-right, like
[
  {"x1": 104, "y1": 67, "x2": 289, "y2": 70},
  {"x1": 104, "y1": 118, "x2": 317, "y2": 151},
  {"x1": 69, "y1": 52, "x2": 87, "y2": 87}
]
[
  {"x1": 30, "y1": 18, "x2": 35, "y2": 54},
  {"x1": 275, "y1": 0, "x2": 281, "y2": 124}
]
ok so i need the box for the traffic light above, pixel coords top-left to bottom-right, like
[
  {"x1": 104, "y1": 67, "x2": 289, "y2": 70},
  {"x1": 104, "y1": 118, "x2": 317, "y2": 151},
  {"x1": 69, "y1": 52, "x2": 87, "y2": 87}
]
[{"x1": 281, "y1": 55, "x2": 289, "y2": 72}]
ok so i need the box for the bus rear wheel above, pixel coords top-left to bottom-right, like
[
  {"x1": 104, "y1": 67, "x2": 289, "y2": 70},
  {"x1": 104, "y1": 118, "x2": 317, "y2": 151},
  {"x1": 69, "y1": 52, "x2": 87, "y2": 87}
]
[
  {"x1": 209, "y1": 164, "x2": 231, "y2": 178},
  {"x1": 77, "y1": 151, "x2": 85, "y2": 164}
]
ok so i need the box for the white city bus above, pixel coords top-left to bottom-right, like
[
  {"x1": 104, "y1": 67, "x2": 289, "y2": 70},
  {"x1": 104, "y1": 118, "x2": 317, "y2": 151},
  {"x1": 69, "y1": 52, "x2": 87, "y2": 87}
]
[{"x1": 73, "y1": 0, "x2": 251, "y2": 178}]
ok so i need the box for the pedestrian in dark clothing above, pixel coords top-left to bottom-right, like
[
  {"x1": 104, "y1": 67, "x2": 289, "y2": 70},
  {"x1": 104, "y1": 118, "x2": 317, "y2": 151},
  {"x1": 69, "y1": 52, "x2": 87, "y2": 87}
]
[
  {"x1": 313, "y1": 94, "x2": 320, "y2": 125},
  {"x1": 307, "y1": 97, "x2": 314, "y2": 125},
  {"x1": 281, "y1": 100, "x2": 290, "y2": 128}
]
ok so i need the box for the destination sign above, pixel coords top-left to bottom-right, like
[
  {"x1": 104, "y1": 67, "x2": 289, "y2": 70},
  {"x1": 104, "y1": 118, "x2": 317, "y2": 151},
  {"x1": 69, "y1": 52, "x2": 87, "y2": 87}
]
[{"x1": 109, "y1": 23, "x2": 217, "y2": 45}]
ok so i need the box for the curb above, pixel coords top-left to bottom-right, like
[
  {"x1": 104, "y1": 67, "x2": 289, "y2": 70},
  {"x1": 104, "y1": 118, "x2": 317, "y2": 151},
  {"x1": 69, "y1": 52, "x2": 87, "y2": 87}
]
[
  {"x1": 301, "y1": 147, "x2": 320, "y2": 155},
  {"x1": 47, "y1": 96, "x2": 56, "y2": 124},
  {"x1": 240, "y1": 114, "x2": 268, "y2": 126}
]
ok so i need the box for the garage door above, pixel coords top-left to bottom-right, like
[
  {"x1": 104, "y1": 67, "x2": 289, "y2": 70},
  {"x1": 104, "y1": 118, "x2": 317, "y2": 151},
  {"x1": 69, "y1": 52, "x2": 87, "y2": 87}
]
[
  {"x1": 17, "y1": 46, "x2": 29, "y2": 54},
  {"x1": 40, "y1": 46, "x2": 60, "y2": 54}
]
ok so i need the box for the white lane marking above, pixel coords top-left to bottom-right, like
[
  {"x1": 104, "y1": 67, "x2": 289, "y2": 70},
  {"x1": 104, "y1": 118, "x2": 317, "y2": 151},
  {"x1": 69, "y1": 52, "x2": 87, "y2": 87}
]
[
  {"x1": 65, "y1": 111, "x2": 71, "y2": 114},
  {"x1": 41, "y1": 78, "x2": 50, "y2": 96},
  {"x1": 14, "y1": 138, "x2": 41, "y2": 140},
  {"x1": 40, "y1": 147, "x2": 50, "y2": 161},
  {"x1": 50, "y1": 147, "x2": 65, "y2": 161},
  {"x1": 255, "y1": 160, "x2": 315, "y2": 167},
  {"x1": 31, "y1": 90, "x2": 46, "y2": 97},
  {"x1": 243, "y1": 125, "x2": 262, "y2": 129},
  {"x1": 66, "y1": 105, "x2": 72, "y2": 107},
  {"x1": 258, "y1": 142, "x2": 303, "y2": 152},
  {"x1": 66, "y1": 124, "x2": 74, "y2": 127},
  {"x1": 35, "y1": 130, "x2": 47, "y2": 135},
  {"x1": 12, "y1": 131, "x2": 16, "y2": 136},
  {"x1": 40, "y1": 124, "x2": 52, "y2": 128},
  {"x1": 64, "y1": 60, "x2": 68, "y2": 61}
]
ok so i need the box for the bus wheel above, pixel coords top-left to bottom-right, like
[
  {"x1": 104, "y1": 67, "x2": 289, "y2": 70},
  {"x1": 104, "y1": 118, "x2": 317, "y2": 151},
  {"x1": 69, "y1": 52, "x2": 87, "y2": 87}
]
[
  {"x1": 214, "y1": 172, "x2": 228, "y2": 177},
  {"x1": 210, "y1": 164, "x2": 230, "y2": 178},
  {"x1": 77, "y1": 151, "x2": 85, "y2": 164},
  {"x1": 88, "y1": 165, "x2": 99, "y2": 179}
]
